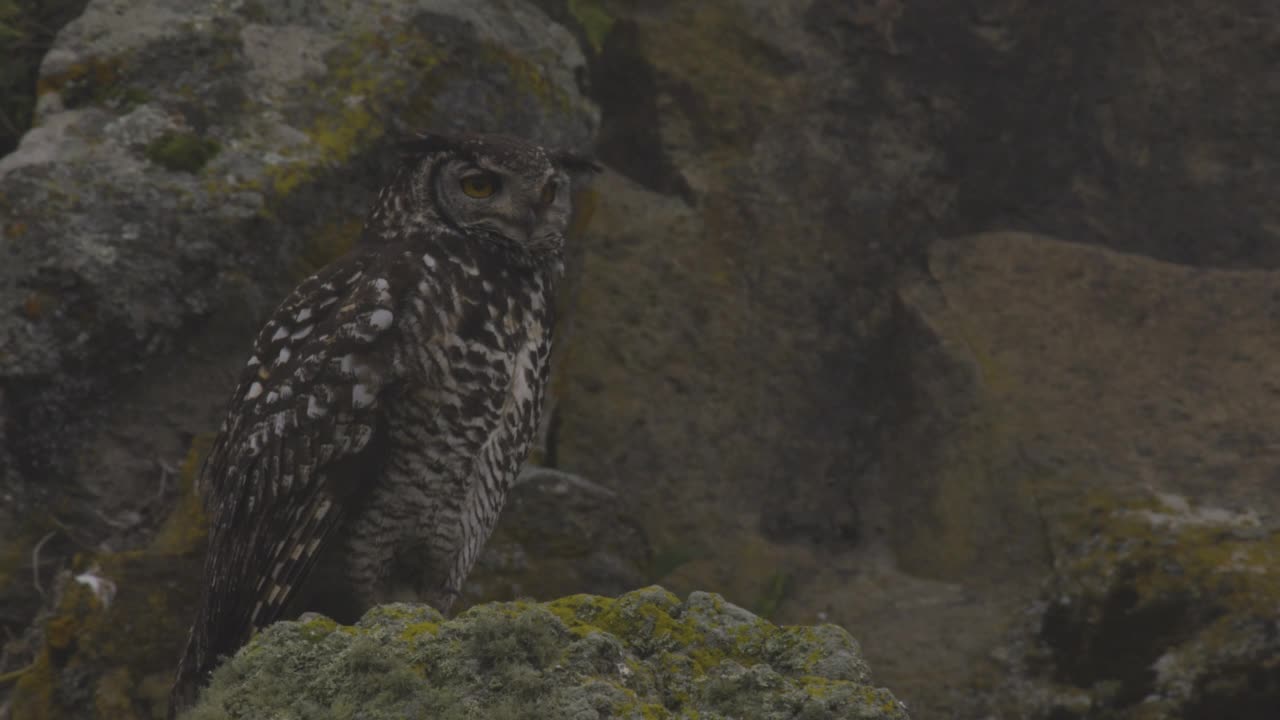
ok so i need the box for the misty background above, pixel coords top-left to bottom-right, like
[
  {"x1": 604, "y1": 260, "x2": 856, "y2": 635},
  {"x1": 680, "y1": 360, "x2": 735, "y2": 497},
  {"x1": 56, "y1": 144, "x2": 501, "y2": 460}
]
[{"x1": 1, "y1": 1, "x2": 1277, "y2": 718}]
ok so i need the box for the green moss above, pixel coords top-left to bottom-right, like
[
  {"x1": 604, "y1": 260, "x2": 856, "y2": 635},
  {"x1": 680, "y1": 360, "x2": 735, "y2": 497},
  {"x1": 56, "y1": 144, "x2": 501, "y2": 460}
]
[
  {"x1": 9, "y1": 650, "x2": 53, "y2": 720},
  {"x1": 187, "y1": 588, "x2": 905, "y2": 719},
  {"x1": 289, "y1": 218, "x2": 361, "y2": 281},
  {"x1": 613, "y1": 699, "x2": 670, "y2": 720},
  {"x1": 0, "y1": 527, "x2": 28, "y2": 589},
  {"x1": 12, "y1": 551, "x2": 197, "y2": 717},
  {"x1": 399, "y1": 621, "x2": 441, "y2": 641},
  {"x1": 567, "y1": 0, "x2": 615, "y2": 54},
  {"x1": 149, "y1": 433, "x2": 213, "y2": 556},
  {"x1": 114, "y1": 85, "x2": 150, "y2": 110},
  {"x1": 35, "y1": 55, "x2": 126, "y2": 104},
  {"x1": 1040, "y1": 490, "x2": 1280, "y2": 708},
  {"x1": 264, "y1": 161, "x2": 310, "y2": 197},
  {"x1": 93, "y1": 667, "x2": 135, "y2": 720},
  {"x1": 478, "y1": 42, "x2": 576, "y2": 114},
  {"x1": 0, "y1": 0, "x2": 90, "y2": 154},
  {"x1": 305, "y1": 30, "x2": 443, "y2": 167},
  {"x1": 298, "y1": 616, "x2": 341, "y2": 642},
  {"x1": 242, "y1": 26, "x2": 449, "y2": 258},
  {"x1": 234, "y1": 0, "x2": 268, "y2": 22},
  {"x1": 750, "y1": 570, "x2": 792, "y2": 621},
  {"x1": 1061, "y1": 492, "x2": 1280, "y2": 616},
  {"x1": 648, "y1": 544, "x2": 696, "y2": 583},
  {"x1": 145, "y1": 131, "x2": 221, "y2": 173},
  {"x1": 639, "y1": 4, "x2": 791, "y2": 149},
  {"x1": 9, "y1": 431, "x2": 213, "y2": 718}
]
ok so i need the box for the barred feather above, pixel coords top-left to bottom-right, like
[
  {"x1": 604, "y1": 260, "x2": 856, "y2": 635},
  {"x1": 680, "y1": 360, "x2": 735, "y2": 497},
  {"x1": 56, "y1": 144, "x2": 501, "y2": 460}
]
[
  {"x1": 169, "y1": 132, "x2": 595, "y2": 717},
  {"x1": 171, "y1": 247, "x2": 415, "y2": 710}
]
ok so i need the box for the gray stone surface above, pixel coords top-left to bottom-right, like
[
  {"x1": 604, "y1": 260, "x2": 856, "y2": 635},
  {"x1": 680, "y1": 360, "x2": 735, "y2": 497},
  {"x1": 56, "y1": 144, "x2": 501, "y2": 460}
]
[
  {"x1": 182, "y1": 587, "x2": 908, "y2": 720},
  {"x1": 0, "y1": 0, "x2": 596, "y2": 561},
  {"x1": 3, "y1": 0, "x2": 1279, "y2": 718},
  {"x1": 462, "y1": 467, "x2": 652, "y2": 609},
  {"x1": 0, "y1": 1, "x2": 597, "y2": 717}
]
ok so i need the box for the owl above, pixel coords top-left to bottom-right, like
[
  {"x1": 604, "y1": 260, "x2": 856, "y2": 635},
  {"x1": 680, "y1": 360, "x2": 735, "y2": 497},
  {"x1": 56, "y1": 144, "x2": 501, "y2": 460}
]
[{"x1": 168, "y1": 132, "x2": 599, "y2": 715}]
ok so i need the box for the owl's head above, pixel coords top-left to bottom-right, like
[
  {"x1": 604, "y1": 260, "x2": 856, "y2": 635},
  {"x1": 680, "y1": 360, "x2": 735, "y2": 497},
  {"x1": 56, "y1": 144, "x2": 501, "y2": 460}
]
[{"x1": 390, "y1": 132, "x2": 599, "y2": 256}]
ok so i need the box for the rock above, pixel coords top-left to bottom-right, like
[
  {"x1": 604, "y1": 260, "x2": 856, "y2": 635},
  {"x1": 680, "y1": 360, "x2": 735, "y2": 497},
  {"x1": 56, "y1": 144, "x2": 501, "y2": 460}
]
[
  {"x1": 0, "y1": 0, "x2": 596, "y2": 519},
  {"x1": 5, "y1": 0, "x2": 1280, "y2": 718},
  {"x1": 462, "y1": 467, "x2": 652, "y2": 608},
  {"x1": 1020, "y1": 493, "x2": 1280, "y2": 720},
  {"x1": 0, "y1": 0, "x2": 596, "y2": 716},
  {"x1": 891, "y1": 232, "x2": 1280, "y2": 582},
  {"x1": 180, "y1": 587, "x2": 909, "y2": 720},
  {"x1": 552, "y1": 3, "x2": 899, "y2": 617},
  {"x1": 887, "y1": 231, "x2": 1280, "y2": 717},
  {"x1": 0, "y1": 1, "x2": 89, "y2": 157}
]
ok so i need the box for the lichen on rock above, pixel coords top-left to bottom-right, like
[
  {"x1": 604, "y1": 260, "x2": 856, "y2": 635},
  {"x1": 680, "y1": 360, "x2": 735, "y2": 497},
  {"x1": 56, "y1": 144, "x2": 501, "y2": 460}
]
[
  {"x1": 1022, "y1": 491, "x2": 1280, "y2": 720},
  {"x1": 182, "y1": 587, "x2": 908, "y2": 720},
  {"x1": 144, "y1": 131, "x2": 220, "y2": 173},
  {"x1": 0, "y1": 1, "x2": 599, "y2": 717}
]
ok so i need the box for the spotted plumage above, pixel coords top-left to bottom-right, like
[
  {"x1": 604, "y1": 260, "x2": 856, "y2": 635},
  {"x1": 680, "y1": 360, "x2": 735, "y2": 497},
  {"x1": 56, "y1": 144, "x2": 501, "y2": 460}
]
[{"x1": 169, "y1": 132, "x2": 598, "y2": 715}]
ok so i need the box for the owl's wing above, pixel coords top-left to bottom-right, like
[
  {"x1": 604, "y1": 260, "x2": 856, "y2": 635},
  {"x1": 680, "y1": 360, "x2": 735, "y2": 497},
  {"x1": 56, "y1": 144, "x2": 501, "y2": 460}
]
[{"x1": 178, "y1": 246, "x2": 416, "y2": 695}]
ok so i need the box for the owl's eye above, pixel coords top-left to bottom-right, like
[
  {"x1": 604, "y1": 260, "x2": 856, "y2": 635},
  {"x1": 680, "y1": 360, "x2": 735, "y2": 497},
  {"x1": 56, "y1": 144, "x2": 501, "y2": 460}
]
[
  {"x1": 460, "y1": 173, "x2": 498, "y2": 198},
  {"x1": 540, "y1": 181, "x2": 557, "y2": 205}
]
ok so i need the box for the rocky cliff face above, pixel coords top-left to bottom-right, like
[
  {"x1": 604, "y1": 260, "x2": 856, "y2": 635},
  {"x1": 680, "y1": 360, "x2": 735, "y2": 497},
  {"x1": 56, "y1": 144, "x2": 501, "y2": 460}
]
[{"x1": 3, "y1": 1, "x2": 1278, "y2": 719}]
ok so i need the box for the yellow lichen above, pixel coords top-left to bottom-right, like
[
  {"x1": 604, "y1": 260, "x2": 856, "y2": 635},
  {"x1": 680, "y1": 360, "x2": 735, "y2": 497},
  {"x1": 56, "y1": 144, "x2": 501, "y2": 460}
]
[
  {"x1": 94, "y1": 667, "x2": 137, "y2": 720},
  {"x1": 1062, "y1": 491, "x2": 1280, "y2": 616},
  {"x1": 298, "y1": 616, "x2": 341, "y2": 643},
  {"x1": 9, "y1": 651, "x2": 53, "y2": 720},
  {"x1": 45, "y1": 615, "x2": 77, "y2": 651},
  {"x1": 640, "y1": 4, "x2": 791, "y2": 149},
  {"x1": 9, "y1": 492, "x2": 207, "y2": 716},
  {"x1": 145, "y1": 132, "x2": 221, "y2": 173},
  {"x1": 265, "y1": 161, "x2": 312, "y2": 197},
  {"x1": 306, "y1": 31, "x2": 441, "y2": 166},
  {"x1": 149, "y1": 433, "x2": 214, "y2": 556},
  {"x1": 36, "y1": 57, "x2": 123, "y2": 97},
  {"x1": 398, "y1": 621, "x2": 441, "y2": 641},
  {"x1": 567, "y1": 0, "x2": 615, "y2": 54},
  {"x1": 478, "y1": 43, "x2": 576, "y2": 114},
  {"x1": 290, "y1": 218, "x2": 361, "y2": 281},
  {"x1": 567, "y1": 187, "x2": 599, "y2": 243}
]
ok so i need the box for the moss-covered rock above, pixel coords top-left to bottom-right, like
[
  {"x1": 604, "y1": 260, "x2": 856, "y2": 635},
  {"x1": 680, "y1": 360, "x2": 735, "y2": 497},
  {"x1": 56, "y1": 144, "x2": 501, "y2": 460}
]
[
  {"x1": 0, "y1": 0, "x2": 89, "y2": 155},
  {"x1": 144, "y1": 131, "x2": 219, "y2": 173},
  {"x1": 461, "y1": 468, "x2": 651, "y2": 609},
  {"x1": 183, "y1": 587, "x2": 908, "y2": 720},
  {"x1": 6, "y1": 434, "x2": 209, "y2": 720},
  {"x1": 890, "y1": 232, "x2": 1280, "y2": 718},
  {"x1": 0, "y1": 0, "x2": 597, "y2": 716},
  {"x1": 1020, "y1": 492, "x2": 1280, "y2": 719}
]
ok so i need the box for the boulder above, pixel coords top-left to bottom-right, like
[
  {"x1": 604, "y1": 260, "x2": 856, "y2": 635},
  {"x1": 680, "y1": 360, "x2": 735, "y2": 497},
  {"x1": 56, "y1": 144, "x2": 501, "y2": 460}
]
[
  {"x1": 886, "y1": 232, "x2": 1280, "y2": 718},
  {"x1": 462, "y1": 467, "x2": 652, "y2": 609},
  {"x1": 5, "y1": 0, "x2": 1280, "y2": 717},
  {"x1": 181, "y1": 587, "x2": 909, "y2": 720},
  {"x1": 0, "y1": 0, "x2": 597, "y2": 716}
]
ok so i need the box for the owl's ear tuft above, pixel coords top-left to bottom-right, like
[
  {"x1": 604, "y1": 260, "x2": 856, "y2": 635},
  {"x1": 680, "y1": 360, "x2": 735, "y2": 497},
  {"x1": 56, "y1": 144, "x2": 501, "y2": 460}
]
[
  {"x1": 397, "y1": 132, "x2": 463, "y2": 160},
  {"x1": 552, "y1": 149, "x2": 603, "y2": 175}
]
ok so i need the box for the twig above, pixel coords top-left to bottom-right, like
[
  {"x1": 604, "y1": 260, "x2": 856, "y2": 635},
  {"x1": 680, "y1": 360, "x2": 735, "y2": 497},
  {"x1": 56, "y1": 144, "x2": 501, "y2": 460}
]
[
  {"x1": 45, "y1": 516, "x2": 95, "y2": 551},
  {"x1": 93, "y1": 509, "x2": 137, "y2": 530},
  {"x1": 153, "y1": 460, "x2": 177, "y2": 505},
  {"x1": 0, "y1": 664, "x2": 32, "y2": 684},
  {"x1": 30, "y1": 532, "x2": 56, "y2": 599}
]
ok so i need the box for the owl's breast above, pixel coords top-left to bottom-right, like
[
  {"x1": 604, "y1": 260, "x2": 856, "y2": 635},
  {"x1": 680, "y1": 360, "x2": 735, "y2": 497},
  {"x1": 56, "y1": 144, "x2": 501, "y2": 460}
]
[{"x1": 385, "y1": 257, "x2": 552, "y2": 472}]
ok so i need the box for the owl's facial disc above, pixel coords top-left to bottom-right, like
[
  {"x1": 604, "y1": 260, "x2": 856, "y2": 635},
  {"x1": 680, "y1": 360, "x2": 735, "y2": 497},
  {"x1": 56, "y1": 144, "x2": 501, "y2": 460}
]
[{"x1": 435, "y1": 157, "x2": 572, "y2": 252}]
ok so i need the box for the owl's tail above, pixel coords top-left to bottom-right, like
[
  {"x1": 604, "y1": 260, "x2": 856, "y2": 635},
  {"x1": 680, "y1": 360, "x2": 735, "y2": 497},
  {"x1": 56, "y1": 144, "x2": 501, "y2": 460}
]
[{"x1": 167, "y1": 625, "x2": 208, "y2": 719}]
